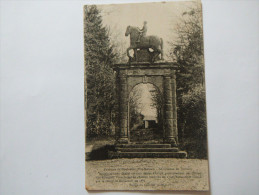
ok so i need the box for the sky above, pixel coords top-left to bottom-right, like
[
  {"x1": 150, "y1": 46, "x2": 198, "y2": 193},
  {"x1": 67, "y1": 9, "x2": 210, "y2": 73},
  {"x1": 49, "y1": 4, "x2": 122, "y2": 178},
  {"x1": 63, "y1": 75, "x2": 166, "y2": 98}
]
[
  {"x1": 98, "y1": 1, "x2": 199, "y2": 59},
  {"x1": 130, "y1": 83, "x2": 158, "y2": 117}
]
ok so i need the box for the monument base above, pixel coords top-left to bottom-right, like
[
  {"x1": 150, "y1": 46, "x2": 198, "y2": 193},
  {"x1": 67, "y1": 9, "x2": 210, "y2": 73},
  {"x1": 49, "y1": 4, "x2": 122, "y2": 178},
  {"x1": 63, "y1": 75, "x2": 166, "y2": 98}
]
[
  {"x1": 163, "y1": 137, "x2": 178, "y2": 147},
  {"x1": 131, "y1": 49, "x2": 160, "y2": 63},
  {"x1": 116, "y1": 137, "x2": 129, "y2": 144},
  {"x1": 108, "y1": 143, "x2": 187, "y2": 159}
]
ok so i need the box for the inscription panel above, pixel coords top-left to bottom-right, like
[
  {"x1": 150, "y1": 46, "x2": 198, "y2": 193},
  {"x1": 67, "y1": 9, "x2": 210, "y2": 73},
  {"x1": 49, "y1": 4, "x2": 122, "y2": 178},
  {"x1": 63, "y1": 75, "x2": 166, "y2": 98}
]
[{"x1": 127, "y1": 68, "x2": 172, "y2": 76}]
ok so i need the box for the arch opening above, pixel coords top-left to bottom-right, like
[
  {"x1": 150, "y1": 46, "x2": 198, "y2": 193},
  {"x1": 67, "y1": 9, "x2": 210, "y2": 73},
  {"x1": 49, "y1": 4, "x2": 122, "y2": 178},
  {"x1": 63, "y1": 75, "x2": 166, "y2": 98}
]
[{"x1": 128, "y1": 83, "x2": 163, "y2": 143}]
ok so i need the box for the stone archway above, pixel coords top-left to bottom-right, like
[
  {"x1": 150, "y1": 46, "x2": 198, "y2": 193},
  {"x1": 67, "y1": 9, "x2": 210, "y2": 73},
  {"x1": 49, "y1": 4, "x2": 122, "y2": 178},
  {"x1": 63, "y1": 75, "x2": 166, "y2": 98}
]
[
  {"x1": 128, "y1": 82, "x2": 162, "y2": 143},
  {"x1": 113, "y1": 62, "x2": 179, "y2": 146}
]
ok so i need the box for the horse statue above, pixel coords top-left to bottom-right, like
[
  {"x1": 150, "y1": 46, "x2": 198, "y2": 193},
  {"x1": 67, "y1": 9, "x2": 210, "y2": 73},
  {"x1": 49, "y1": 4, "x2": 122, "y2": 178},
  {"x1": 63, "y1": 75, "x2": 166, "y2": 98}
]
[{"x1": 125, "y1": 25, "x2": 164, "y2": 63}]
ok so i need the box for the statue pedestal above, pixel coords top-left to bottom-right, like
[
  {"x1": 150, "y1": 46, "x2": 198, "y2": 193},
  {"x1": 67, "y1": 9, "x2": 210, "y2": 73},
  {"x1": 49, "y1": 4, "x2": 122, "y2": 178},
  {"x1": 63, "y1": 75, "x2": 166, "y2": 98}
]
[{"x1": 133, "y1": 49, "x2": 160, "y2": 62}]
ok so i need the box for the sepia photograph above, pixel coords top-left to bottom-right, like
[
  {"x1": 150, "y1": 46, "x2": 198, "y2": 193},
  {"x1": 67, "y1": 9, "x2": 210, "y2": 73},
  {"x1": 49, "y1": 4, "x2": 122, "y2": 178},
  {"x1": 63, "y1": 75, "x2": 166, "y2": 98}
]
[
  {"x1": 0, "y1": 0, "x2": 258, "y2": 194},
  {"x1": 84, "y1": 1, "x2": 209, "y2": 191}
]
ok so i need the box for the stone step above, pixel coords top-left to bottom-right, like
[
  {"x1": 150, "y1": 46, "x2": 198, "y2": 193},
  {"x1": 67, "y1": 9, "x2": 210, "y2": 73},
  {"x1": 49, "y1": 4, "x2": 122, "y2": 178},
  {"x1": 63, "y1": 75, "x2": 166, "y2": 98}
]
[
  {"x1": 116, "y1": 144, "x2": 171, "y2": 148},
  {"x1": 116, "y1": 148, "x2": 179, "y2": 152},
  {"x1": 109, "y1": 151, "x2": 187, "y2": 158}
]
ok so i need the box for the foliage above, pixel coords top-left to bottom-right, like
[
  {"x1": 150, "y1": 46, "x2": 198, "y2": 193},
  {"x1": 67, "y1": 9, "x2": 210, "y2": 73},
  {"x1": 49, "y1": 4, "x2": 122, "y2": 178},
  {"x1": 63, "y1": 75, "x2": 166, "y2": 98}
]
[
  {"x1": 149, "y1": 88, "x2": 163, "y2": 133},
  {"x1": 170, "y1": 5, "x2": 208, "y2": 159},
  {"x1": 84, "y1": 5, "x2": 117, "y2": 137},
  {"x1": 129, "y1": 86, "x2": 144, "y2": 130},
  {"x1": 180, "y1": 84, "x2": 207, "y2": 158},
  {"x1": 170, "y1": 5, "x2": 204, "y2": 91}
]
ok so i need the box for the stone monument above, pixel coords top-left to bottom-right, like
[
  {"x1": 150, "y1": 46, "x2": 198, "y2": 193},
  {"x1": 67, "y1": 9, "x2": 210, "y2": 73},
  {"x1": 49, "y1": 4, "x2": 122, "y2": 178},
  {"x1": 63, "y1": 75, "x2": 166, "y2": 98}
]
[{"x1": 108, "y1": 24, "x2": 187, "y2": 158}]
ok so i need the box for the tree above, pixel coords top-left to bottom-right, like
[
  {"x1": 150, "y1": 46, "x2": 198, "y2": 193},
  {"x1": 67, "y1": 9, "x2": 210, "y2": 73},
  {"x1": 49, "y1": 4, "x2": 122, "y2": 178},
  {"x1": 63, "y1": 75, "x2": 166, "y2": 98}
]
[
  {"x1": 169, "y1": 4, "x2": 208, "y2": 158},
  {"x1": 169, "y1": 4, "x2": 204, "y2": 91},
  {"x1": 129, "y1": 86, "x2": 144, "y2": 130},
  {"x1": 84, "y1": 5, "x2": 117, "y2": 137},
  {"x1": 149, "y1": 88, "x2": 163, "y2": 133}
]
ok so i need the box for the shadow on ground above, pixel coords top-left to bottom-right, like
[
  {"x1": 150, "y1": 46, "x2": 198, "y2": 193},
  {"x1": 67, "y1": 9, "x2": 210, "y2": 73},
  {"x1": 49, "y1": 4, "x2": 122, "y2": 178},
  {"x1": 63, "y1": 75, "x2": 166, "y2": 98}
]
[{"x1": 86, "y1": 145, "x2": 115, "y2": 161}]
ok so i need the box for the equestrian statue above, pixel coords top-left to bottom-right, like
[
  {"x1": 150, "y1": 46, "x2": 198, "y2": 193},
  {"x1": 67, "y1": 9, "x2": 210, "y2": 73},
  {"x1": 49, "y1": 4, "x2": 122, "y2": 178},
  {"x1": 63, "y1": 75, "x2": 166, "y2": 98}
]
[{"x1": 125, "y1": 21, "x2": 164, "y2": 63}]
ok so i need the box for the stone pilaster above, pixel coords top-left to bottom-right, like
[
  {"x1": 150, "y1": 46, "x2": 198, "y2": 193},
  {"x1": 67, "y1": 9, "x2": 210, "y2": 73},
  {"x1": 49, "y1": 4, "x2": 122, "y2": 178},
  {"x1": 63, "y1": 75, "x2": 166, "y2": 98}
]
[
  {"x1": 163, "y1": 73, "x2": 177, "y2": 146},
  {"x1": 171, "y1": 70, "x2": 178, "y2": 143},
  {"x1": 117, "y1": 70, "x2": 129, "y2": 144}
]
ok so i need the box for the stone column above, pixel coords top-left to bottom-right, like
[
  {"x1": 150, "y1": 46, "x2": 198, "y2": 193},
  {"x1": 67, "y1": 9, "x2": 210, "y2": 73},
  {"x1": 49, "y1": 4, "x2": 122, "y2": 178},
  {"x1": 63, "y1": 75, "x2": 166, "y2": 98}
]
[
  {"x1": 117, "y1": 70, "x2": 129, "y2": 144},
  {"x1": 171, "y1": 70, "x2": 178, "y2": 143},
  {"x1": 163, "y1": 72, "x2": 177, "y2": 146}
]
